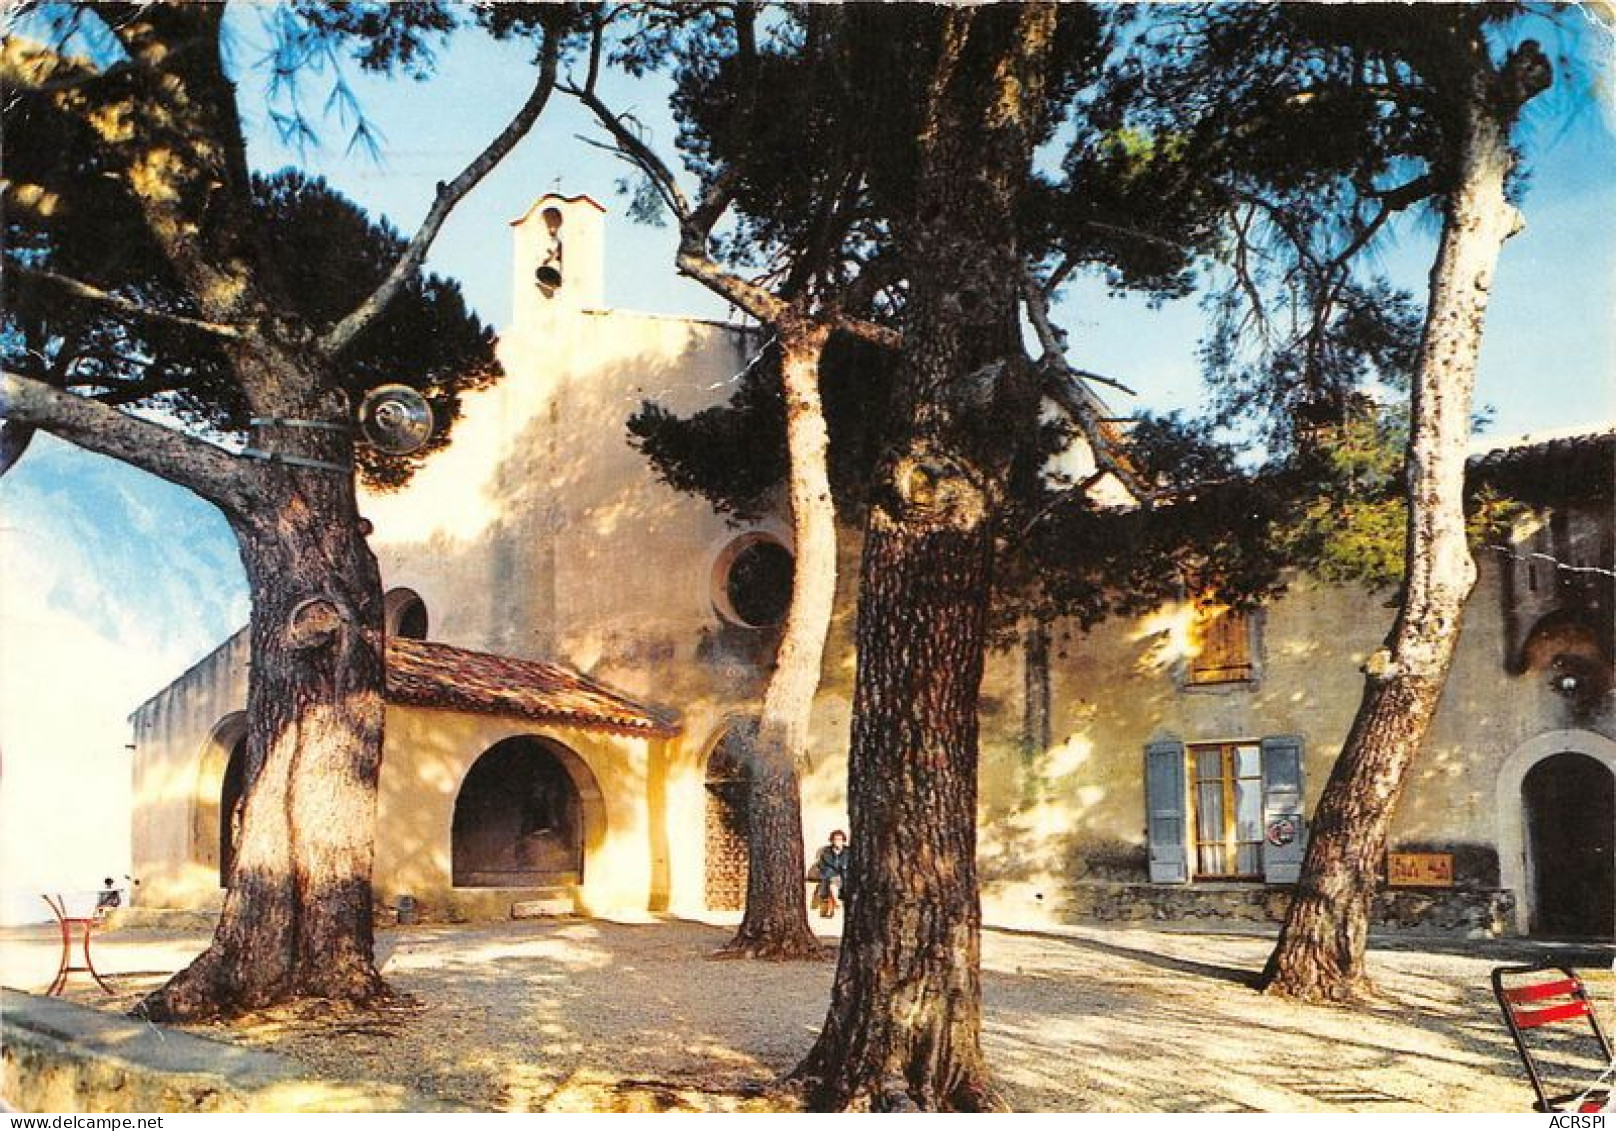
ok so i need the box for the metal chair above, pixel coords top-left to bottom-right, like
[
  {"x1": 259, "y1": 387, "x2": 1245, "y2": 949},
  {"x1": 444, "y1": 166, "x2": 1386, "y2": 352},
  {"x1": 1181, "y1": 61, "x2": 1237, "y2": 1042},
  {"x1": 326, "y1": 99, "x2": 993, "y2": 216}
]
[
  {"x1": 1492, "y1": 962, "x2": 1613, "y2": 1112},
  {"x1": 41, "y1": 893, "x2": 114, "y2": 996}
]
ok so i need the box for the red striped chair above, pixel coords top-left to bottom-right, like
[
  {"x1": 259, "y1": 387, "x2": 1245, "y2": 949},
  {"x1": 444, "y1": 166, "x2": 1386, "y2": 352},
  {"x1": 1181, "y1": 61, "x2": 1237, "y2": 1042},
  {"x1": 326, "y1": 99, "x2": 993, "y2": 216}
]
[{"x1": 1493, "y1": 963, "x2": 1613, "y2": 1112}]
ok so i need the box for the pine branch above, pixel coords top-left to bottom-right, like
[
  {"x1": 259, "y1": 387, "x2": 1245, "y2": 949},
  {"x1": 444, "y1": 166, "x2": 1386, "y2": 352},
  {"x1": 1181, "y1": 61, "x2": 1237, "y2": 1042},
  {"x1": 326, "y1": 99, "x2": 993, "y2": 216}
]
[
  {"x1": 0, "y1": 421, "x2": 35, "y2": 478},
  {"x1": 320, "y1": 27, "x2": 562, "y2": 356},
  {"x1": 1022, "y1": 268, "x2": 1154, "y2": 503},
  {"x1": 11, "y1": 264, "x2": 245, "y2": 341},
  {"x1": 0, "y1": 370, "x2": 260, "y2": 513},
  {"x1": 564, "y1": 14, "x2": 899, "y2": 350}
]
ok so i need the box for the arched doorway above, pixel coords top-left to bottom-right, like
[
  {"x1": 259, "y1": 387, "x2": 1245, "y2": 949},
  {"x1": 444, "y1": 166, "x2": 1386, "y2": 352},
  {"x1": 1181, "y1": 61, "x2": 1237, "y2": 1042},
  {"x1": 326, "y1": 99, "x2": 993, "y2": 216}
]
[
  {"x1": 1524, "y1": 752, "x2": 1615, "y2": 938},
  {"x1": 219, "y1": 736, "x2": 247, "y2": 887},
  {"x1": 193, "y1": 713, "x2": 248, "y2": 888},
  {"x1": 452, "y1": 737, "x2": 588, "y2": 887},
  {"x1": 704, "y1": 721, "x2": 756, "y2": 911}
]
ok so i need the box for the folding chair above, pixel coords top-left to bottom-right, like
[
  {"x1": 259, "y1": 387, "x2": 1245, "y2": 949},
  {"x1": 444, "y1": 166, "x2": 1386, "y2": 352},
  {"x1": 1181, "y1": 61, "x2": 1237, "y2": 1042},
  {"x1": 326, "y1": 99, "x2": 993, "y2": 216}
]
[{"x1": 1493, "y1": 962, "x2": 1613, "y2": 1112}]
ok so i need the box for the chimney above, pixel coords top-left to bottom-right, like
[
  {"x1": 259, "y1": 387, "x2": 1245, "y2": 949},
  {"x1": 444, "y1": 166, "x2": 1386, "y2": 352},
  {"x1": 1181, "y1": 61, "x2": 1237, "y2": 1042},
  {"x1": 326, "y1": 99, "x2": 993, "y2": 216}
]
[{"x1": 509, "y1": 193, "x2": 607, "y2": 333}]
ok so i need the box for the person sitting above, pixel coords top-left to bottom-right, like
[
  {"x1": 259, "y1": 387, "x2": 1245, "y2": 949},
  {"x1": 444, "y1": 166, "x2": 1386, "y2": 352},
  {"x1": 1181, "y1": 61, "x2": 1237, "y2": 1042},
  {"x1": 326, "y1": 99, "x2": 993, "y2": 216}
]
[
  {"x1": 94, "y1": 878, "x2": 121, "y2": 917},
  {"x1": 810, "y1": 830, "x2": 850, "y2": 918}
]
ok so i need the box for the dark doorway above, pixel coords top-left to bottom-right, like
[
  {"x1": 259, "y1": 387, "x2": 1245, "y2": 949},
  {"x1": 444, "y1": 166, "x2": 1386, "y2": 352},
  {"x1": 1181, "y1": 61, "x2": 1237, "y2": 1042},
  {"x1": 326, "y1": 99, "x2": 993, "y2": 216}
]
[
  {"x1": 704, "y1": 722, "x2": 755, "y2": 911},
  {"x1": 1525, "y1": 752, "x2": 1615, "y2": 939},
  {"x1": 452, "y1": 738, "x2": 584, "y2": 887},
  {"x1": 219, "y1": 737, "x2": 247, "y2": 888}
]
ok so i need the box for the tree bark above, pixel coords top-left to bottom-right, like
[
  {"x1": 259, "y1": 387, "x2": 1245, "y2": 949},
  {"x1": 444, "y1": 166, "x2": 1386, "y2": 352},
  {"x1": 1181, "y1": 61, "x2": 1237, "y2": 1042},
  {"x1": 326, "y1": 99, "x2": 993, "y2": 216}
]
[
  {"x1": 137, "y1": 390, "x2": 390, "y2": 1020},
  {"x1": 791, "y1": 482, "x2": 1002, "y2": 1110},
  {"x1": 718, "y1": 320, "x2": 834, "y2": 961},
  {"x1": 793, "y1": 7, "x2": 1056, "y2": 1109},
  {"x1": 1260, "y1": 47, "x2": 1547, "y2": 1002}
]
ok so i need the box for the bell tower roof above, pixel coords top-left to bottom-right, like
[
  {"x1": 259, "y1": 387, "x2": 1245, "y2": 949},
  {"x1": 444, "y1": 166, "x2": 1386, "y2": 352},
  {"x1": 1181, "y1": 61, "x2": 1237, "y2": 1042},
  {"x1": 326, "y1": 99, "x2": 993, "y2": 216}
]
[{"x1": 509, "y1": 193, "x2": 608, "y2": 227}]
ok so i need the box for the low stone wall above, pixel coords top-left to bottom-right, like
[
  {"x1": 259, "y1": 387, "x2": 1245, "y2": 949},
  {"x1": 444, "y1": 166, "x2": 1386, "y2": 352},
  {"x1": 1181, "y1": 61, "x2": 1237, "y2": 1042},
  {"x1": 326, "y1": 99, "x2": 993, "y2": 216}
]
[
  {"x1": 127, "y1": 882, "x2": 1517, "y2": 939},
  {"x1": 1058, "y1": 881, "x2": 1516, "y2": 938},
  {"x1": 0, "y1": 989, "x2": 457, "y2": 1113},
  {"x1": 100, "y1": 907, "x2": 220, "y2": 932}
]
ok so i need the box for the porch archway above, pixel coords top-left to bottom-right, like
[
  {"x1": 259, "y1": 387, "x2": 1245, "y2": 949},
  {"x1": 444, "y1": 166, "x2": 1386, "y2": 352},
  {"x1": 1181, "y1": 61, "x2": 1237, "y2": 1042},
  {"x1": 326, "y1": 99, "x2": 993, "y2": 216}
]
[{"x1": 451, "y1": 736, "x2": 602, "y2": 888}]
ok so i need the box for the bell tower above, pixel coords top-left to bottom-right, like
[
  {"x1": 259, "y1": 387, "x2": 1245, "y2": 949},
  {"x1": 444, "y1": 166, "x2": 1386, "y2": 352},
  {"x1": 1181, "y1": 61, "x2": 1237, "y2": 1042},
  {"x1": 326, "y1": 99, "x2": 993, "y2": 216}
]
[{"x1": 509, "y1": 193, "x2": 607, "y2": 333}]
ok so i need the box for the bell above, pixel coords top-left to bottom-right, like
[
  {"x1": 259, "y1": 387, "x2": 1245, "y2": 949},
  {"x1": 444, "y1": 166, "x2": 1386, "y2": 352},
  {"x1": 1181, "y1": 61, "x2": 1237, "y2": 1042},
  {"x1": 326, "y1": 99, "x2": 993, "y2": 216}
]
[{"x1": 535, "y1": 264, "x2": 563, "y2": 290}]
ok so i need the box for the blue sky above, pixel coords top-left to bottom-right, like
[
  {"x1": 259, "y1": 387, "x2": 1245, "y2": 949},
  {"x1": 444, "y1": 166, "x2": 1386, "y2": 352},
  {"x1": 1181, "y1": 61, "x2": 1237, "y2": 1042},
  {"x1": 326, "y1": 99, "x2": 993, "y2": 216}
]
[{"x1": 1, "y1": 5, "x2": 1612, "y2": 912}]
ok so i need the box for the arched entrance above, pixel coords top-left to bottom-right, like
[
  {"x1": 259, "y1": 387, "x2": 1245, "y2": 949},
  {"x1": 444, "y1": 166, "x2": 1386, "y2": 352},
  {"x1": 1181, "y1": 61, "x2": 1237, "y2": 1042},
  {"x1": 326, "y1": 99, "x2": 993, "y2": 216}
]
[
  {"x1": 1524, "y1": 752, "x2": 1615, "y2": 938},
  {"x1": 452, "y1": 737, "x2": 591, "y2": 887},
  {"x1": 704, "y1": 721, "x2": 756, "y2": 911},
  {"x1": 193, "y1": 713, "x2": 248, "y2": 888},
  {"x1": 383, "y1": 587, "x2": 430, "y2": 640},
  {"x1": 219, "y1": 736, "x2": 247, "y2": 887},
  {"x1": 1497, "y1": 730, "x2": 1616, "y2": 937}
]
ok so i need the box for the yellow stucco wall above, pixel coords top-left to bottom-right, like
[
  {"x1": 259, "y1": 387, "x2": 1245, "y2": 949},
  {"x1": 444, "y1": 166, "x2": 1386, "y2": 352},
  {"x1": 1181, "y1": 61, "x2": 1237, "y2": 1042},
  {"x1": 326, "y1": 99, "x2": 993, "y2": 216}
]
[
  {"x1": 375, "y1": 705, "x2": 662, "y2": 919},
  {"x1": 128, "y1": 631, "x2": 248, "y2": 911},
  {"x1": 358, "y1": 196, "x2": 856, "y2": 917}
]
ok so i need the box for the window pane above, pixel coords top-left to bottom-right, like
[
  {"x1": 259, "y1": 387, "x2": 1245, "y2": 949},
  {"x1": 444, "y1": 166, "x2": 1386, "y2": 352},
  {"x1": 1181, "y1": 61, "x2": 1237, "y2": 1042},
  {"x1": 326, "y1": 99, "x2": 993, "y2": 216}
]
[
  {"x1": 1196, "y1": 780, "x2": 1224, "y2": 836},
  {"x1": 1235, "y1": 744, "x2": 1261, "y2": 779},
  {"x1": 1195, "y1": 773, "x2": 1225, "y2": 876},
  {"x1": 1234, "y1": 777, "x2": 1263, "y2": 841},
  {"x1": 1265, "y1": 742, "x2": 1302, "y2": 790},
  {"x1": 1195, "y1": 748, "x2": 1222, "y2": 781}
]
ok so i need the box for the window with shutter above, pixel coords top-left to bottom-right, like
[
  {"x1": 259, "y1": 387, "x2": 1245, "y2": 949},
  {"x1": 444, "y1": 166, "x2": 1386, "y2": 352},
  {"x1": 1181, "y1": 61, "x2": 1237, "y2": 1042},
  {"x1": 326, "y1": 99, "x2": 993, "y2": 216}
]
[
  {"x1": 1190, "y1": 741, "x2": 1264, "y2": 878},
  {"x1": 1188, "y1": 603, "x2": 1255, "y2": 685},
  {"x1": 1147, "y1": 735, "x2": 1308, "y2": 885}
]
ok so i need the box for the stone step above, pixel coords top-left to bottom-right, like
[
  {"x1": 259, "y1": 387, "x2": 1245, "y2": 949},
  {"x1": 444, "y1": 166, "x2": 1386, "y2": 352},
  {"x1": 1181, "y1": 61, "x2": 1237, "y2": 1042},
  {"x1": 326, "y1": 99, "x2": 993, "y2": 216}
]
[{"x1": 510, "y1": 889, "x2": 576, "y2": 919}]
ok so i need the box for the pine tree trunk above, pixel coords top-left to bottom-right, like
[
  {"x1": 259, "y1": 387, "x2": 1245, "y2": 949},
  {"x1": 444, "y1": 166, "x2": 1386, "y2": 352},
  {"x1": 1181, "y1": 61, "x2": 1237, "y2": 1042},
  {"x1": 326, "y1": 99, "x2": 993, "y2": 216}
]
[
  {"x1": 719, "y1": 321, "x2": 833, "y2": 961},
  {"x1": 791, "y1": 492, "x2": 1001, "y2": 1110},
  {"x1": 1261, "y1": 59, "x2": 1540, "y2": 1002},
  {"x1": 794, "y1": 10, "x2": 1055, "y2": 1107},
  {"x1": 138, "y1": 396, "x2": 388, "y2": 1020}
]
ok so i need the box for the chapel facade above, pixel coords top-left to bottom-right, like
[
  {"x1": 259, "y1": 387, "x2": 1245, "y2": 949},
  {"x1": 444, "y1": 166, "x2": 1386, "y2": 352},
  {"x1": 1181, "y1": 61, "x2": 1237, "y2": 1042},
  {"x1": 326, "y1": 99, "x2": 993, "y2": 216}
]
[{"x1": 127, "y1": 193, "x2": 1616, "y2": 938}]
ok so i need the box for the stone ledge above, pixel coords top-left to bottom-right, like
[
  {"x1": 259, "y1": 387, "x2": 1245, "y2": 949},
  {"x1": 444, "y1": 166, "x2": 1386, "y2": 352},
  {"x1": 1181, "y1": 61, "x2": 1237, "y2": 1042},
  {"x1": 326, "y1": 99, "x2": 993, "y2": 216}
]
[
  {"x1": 0, "y1": 989, "x2": 460, "y2": 1113},
  {"x1": 984, "y1": 878, "x2": 1517, "y2": 938},
  {"x1": 99, "y1": 908, "x2": 219, "y2": 933},
  {"x1": 1060, "y1": 881, "x2": 1517, "y2": 938}
]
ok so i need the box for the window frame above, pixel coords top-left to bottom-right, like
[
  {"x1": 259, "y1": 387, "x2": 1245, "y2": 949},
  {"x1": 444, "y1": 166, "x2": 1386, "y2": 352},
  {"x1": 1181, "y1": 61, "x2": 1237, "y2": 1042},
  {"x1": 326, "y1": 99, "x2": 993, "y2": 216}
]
[{"x1": 1189, "y1": 739, "x2": 1265, "y2": 881}]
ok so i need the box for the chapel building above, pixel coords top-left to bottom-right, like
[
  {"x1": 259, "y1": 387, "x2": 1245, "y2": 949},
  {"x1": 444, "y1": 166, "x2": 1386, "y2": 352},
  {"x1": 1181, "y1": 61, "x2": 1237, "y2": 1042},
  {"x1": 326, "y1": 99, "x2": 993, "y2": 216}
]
[{"x1": 127, "y1": 193, "x2": 1616, "y2": 938}]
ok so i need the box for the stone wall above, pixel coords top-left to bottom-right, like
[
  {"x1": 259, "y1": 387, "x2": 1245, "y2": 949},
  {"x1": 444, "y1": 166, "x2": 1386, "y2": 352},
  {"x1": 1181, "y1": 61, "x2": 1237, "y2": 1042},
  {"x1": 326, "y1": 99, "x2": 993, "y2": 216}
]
[{"x1": 1057, "y1": 882, "x2": 1515, "y2": 938}]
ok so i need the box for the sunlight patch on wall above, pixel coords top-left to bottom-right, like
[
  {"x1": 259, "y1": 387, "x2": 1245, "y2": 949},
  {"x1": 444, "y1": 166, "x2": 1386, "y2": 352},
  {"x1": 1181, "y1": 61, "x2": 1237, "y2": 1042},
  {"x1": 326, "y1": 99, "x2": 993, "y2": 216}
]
[
  {"x1": 1132, "y1": 602, "x2": 1195, "y2": 674},
  {"x1": 995, "y1": 799, "x2": 1077, "y2": 849},
  {"x1": 1042, "y1": 734, "x2": 1094, "y2": 780}
]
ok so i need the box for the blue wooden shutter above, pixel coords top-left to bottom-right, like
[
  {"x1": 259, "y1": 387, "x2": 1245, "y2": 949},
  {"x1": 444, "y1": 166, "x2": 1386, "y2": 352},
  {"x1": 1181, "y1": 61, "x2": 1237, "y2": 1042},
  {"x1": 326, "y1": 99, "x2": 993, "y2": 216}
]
[
  {"x1": 1145, "y1": 740, "x2": 1189, "y2": 883},
  {"x1": 1260, "y1": 735, "x2": 1306, "y2": 884}
]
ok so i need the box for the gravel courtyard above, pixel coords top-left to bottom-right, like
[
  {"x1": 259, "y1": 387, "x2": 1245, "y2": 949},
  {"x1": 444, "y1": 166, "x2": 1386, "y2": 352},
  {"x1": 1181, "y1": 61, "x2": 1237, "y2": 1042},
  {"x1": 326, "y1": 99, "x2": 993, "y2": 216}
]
[{"x1": 4, "y1": 916, "x2": 1613, "y2": 1111}]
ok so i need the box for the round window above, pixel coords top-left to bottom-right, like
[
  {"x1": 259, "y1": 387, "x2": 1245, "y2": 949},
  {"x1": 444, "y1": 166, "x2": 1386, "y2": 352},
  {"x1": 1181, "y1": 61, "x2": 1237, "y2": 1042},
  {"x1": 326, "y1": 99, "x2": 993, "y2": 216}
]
[{"x1": 719, "y1": 539, "x2": 793, "y2": 629}]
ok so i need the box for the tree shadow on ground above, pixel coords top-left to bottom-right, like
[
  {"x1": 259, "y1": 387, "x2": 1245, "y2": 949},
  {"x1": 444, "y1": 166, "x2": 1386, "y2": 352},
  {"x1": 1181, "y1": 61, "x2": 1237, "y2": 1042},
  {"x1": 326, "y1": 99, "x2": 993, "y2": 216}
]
[{"x1": 987, "y1": 924, "x2": 1258, "y2": 987}]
